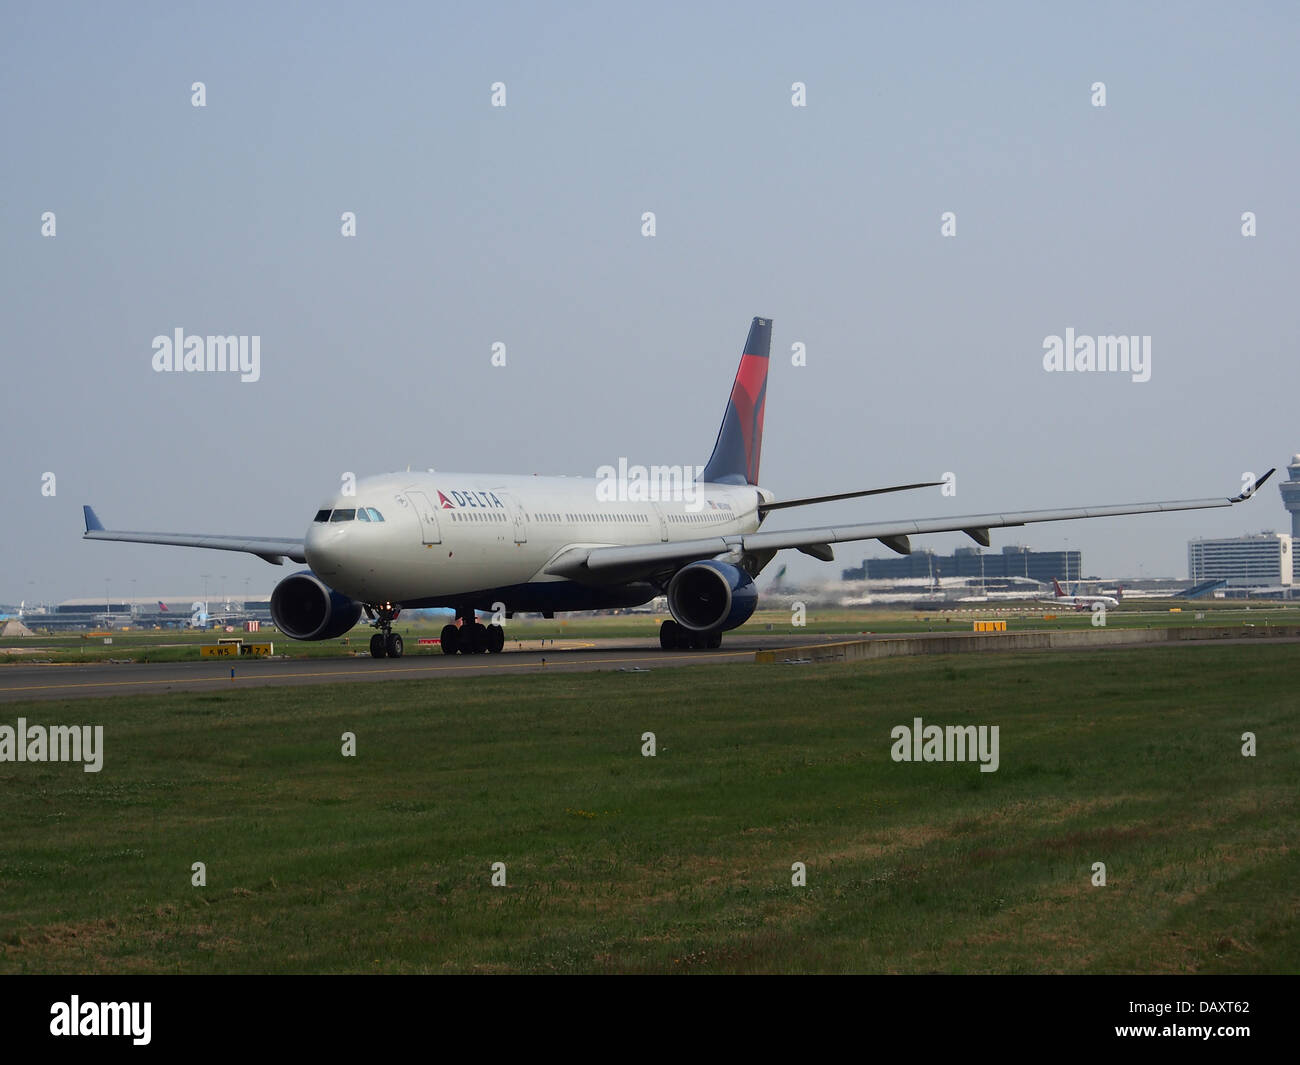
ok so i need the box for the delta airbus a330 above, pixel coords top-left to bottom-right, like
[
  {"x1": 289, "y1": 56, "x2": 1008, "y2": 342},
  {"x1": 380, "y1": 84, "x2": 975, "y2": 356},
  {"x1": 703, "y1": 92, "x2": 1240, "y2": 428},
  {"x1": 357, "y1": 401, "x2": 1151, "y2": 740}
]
[{"x1": 82, "y1": 318, "x2": 1272, "y2": 659}]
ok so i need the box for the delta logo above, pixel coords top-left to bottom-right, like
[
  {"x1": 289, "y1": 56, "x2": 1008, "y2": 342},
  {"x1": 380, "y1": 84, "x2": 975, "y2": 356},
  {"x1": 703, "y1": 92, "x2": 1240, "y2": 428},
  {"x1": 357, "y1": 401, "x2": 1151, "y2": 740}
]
[{"x1": 437, "y1": 489, "x2": 505, "y2": 510}]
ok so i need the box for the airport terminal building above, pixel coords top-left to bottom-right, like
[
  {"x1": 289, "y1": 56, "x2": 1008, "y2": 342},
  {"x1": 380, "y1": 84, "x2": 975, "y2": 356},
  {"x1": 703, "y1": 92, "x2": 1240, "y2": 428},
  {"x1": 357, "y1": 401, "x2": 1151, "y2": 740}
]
[
  {"x1": 20, "y1": 596, "x2": 273, "y2": 631},
  {"x1": 842, "y1": 545, "x2": 1083, "y2": 583},
  {"x1": 1187, "y1": 533, "x2": 1292, "y2": 591}
]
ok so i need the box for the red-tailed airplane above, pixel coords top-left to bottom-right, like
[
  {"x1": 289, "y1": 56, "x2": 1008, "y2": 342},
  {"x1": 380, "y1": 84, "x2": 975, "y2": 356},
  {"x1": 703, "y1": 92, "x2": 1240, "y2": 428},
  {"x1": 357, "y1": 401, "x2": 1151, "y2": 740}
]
[
  {"x1": 1043, "y1": 579, "x2": 1120, "y2": 611},
  {"x1": 83, "y1": 318, "x2": 1273, "y2": 658}
]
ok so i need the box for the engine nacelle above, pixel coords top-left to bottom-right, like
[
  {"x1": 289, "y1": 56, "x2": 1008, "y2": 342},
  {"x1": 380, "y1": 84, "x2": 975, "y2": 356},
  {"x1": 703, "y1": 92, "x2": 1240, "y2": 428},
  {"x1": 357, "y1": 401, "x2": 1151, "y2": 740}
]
[
  {"x1": 270, "y1": 571, "x2": 363, "y2": 640},
  {"x1": 667, "y1": 560, "x2": 758, "y2": 632}
]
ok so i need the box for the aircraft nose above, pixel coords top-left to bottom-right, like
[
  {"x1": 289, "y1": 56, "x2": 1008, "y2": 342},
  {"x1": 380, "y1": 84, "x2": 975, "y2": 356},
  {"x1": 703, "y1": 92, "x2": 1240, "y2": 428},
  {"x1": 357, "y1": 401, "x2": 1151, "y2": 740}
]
[{"x1": 305, "y1": 522, "x2": 348, "y2": 578}]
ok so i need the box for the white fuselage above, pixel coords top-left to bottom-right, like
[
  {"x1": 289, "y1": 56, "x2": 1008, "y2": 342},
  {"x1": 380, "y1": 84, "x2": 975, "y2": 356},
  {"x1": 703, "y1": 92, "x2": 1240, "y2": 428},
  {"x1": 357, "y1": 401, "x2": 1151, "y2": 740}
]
[
  {"x1": 1043, "y1": 593, "x2": 1120, "y2": 611},
  {"x1": 303, "y1": 472, "x2": 764, "y2": 607}
]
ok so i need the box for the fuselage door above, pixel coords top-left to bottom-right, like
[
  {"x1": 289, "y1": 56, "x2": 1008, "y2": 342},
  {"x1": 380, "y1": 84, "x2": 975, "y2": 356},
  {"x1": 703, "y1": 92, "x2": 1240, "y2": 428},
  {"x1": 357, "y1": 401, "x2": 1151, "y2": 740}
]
[
  {"x1": 652, "y1": 502, "x2": 669, "y2": 542},
  {"x1": 497, "y1": 490, "x2": 528, "y2": 544},
  {"x1": 406, "y1": 491, "x2": 442, "y2": 544}
]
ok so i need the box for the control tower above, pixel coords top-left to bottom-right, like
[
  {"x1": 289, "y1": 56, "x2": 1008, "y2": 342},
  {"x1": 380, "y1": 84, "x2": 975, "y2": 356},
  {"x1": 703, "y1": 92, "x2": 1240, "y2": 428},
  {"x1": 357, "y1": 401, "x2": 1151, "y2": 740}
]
[{"x1": 1281, "y1": 455, "x2": 1300, "y2": 579}]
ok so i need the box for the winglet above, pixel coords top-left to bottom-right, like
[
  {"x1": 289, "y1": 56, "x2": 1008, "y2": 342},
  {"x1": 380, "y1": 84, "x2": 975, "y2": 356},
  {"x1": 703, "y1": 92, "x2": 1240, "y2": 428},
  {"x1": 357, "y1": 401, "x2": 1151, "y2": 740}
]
[
  {"x1": 83, "y1": 506, "x2": 104, "y2": 533},
  {"x1": 1231, "y1": 467, "x2": 1276, "y2": 503}
]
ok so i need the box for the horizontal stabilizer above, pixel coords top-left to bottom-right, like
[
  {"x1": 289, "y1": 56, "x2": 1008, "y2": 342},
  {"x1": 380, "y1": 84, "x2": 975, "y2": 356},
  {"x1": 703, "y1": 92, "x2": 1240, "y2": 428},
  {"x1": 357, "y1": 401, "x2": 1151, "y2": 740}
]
[{"x1": 81, "y1": 506, "x2": 306, "y2": 565}]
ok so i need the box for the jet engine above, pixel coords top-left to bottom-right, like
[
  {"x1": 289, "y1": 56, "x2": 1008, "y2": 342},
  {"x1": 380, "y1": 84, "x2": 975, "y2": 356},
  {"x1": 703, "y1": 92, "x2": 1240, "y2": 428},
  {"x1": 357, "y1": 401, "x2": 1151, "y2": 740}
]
[
  {"x1": 270, "y1": 571, "x2": 363, "y2": 640},
  {"x1": 666, "y1": 560, "x2": 758, "y2": 632}
]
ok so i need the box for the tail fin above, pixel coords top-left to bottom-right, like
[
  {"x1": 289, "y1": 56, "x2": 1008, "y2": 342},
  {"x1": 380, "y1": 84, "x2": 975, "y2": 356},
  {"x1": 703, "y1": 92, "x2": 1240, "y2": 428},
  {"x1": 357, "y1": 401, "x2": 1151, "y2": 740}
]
[
  {"x1": 1052, "y1": 579, "x2": 1065, "y2": 597},
  {"x1": 702, "y1": 317, "x2": 772, "y2": 485}
]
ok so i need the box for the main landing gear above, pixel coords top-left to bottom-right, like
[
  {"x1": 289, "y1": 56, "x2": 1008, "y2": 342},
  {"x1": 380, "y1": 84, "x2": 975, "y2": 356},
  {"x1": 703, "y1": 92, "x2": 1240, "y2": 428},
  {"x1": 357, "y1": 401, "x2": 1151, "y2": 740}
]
[
  {"x1": 439, "y1": 614, "x2": 505, "y2": 655},
  {"x1": 659, "y1": 619, "x2": 722, "y2": 651},
  {"x1": 366, "y1": 604, "x2": 404, "y2": 659}
]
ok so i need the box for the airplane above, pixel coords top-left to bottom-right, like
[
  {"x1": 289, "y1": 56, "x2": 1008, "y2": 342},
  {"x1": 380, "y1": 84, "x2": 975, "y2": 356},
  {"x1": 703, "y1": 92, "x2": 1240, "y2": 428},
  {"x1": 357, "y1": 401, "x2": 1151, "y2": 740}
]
[
  {"x1": 1041, "y1": 579, "x2": 1120, "y2": 611},
  {"x1": 183, "y1": 601, "x2": 254, "y2": 630},
  {"x1": 150, "y1": 599, "x2": 247, "y2": 627},
  {"x1": 82, "y1": 317, "x2": 1275, "y2": 660}
]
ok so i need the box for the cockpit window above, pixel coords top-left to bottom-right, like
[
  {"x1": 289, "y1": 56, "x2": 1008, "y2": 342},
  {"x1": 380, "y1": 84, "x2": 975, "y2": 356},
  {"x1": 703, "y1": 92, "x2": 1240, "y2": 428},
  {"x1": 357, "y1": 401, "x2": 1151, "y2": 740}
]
[
  {"x1": 329, "y1": 509, "x2": 356, "y2": 522},
  {"x1": 313, "y1": 509, "x2": 331, "y2": 522},
  {"x1": 356, "y1": 508, "x2": 371, "y2": 522},
  {"x1": 366, "y1": 507, "x2": 384, "y2": 522}
]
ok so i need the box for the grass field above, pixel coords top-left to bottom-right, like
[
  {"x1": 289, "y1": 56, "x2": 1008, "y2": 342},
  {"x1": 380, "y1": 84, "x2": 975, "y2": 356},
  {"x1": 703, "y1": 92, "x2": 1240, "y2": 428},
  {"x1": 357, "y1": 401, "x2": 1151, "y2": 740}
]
[{"x1": 1, "y1": 643, "x2": 1297, "y2": 973}]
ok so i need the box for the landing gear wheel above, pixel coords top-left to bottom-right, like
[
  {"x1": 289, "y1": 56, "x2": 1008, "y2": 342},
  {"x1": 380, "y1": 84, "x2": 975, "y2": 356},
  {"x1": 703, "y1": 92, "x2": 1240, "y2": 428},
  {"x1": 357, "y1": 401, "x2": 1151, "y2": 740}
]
[
  {"x1": 659, "y1": 619, "x2": 680, "y2": 651},
  {"x1": 487, "y1": 625, "x2": 505, "y2": 653},
  {"x1": 366, "y1": 603, "x2": 403, "y2": 662},
  {"x1": 705, "y1": 630, "x2": 722, "y2": 649},
  {"x1": 468, "y1": 622, "x2": 489, "y2": 654},
  {"x1": 440, "y1": 624, "x2": 460, "y2": 655},
  {"x1": 677, "y1": 627, "x2": 696, "y2": 650}
]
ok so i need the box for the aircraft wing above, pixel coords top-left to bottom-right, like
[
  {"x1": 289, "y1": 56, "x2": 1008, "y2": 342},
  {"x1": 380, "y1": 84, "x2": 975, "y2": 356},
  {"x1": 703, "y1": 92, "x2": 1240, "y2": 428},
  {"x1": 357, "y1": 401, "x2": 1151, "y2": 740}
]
[
  {"x1": 82, "y1": 506, "x2": 306, "y2": 565},
  {"x1": 546, "y1": 471, "x2": 1274, "y2": 584}
]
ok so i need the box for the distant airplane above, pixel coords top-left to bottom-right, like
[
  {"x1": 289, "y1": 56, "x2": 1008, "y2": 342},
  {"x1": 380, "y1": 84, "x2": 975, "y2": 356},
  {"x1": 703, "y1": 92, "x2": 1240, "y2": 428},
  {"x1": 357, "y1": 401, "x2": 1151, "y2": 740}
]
[
  {"x1": 1042, "y1": 579, "x2": 1120, "y2": 611},
  {"x1": 185, "y1": 601, "x2": 251, "y2": 630},
  {"x1": 82, "y1": 317, "x2": 1273, "y2": 659}
]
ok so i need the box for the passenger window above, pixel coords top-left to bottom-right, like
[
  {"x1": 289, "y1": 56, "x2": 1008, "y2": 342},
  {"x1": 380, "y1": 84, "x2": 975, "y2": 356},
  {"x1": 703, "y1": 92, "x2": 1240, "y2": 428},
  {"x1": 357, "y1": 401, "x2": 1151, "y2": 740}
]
[
  {"x1": 329, "y1": 509, "x2": 356, "y2": 522},
  {"x1": 313, "y1": 509, "x2": 331, "y2": 522}
]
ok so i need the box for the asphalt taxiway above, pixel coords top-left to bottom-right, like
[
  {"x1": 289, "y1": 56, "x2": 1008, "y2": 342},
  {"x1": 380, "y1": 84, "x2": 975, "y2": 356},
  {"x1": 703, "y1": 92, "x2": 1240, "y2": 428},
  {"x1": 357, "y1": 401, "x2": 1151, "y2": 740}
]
[
  {"x1": 5, "y1": 628, "x2": 1295, "y2": 702},
  {"x1": 0, "y1": 634, "x2": 851, "y2": 702}
]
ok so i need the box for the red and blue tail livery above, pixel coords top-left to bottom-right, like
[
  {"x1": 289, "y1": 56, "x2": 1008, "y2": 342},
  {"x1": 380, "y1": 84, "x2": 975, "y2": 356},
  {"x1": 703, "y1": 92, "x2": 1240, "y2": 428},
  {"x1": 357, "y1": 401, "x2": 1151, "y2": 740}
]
[{"x1": 702, "y1": 317, "x2": 770, "y2": 486}]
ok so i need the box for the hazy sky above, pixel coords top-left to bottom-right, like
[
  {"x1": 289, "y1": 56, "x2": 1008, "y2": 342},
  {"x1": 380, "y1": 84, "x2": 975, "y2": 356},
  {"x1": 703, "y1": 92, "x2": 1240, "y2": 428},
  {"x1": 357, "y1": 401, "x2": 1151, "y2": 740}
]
[{"x1": 3, "y1": 1, "x2": 1298, "y2": 604}]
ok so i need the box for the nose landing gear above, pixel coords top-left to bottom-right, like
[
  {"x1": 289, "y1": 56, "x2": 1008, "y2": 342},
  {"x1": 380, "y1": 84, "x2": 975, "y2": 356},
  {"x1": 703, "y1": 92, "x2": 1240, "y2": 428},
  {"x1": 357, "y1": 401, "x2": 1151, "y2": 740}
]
[{"x1": 365, "y1": 603, "x2": 403, "y2": 658}]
